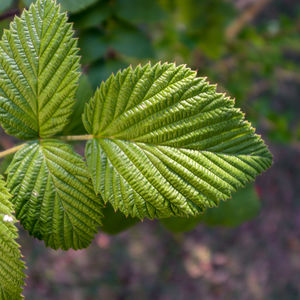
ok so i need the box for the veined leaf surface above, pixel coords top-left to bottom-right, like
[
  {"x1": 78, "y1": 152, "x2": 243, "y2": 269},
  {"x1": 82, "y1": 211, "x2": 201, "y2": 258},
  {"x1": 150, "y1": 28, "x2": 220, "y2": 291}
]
[
  {"x1": 0, "y1": 0, "x2": 80, "y2": 139},
  {"x1": 7, "y1": 140, "x2": 102, "y2": 250},
  {"x1": 0, "y1": 176, "x2": 25, "y2": 300},
  {"x1": 83, "y1": 63, "x2": 272, "y2": 219}
]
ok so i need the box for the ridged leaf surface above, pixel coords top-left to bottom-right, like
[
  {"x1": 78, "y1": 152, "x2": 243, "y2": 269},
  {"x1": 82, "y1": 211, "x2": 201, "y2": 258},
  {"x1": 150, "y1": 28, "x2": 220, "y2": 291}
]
[
  {"x1": 83, "y1": 63, "x2": 272, "y2": 219},
  {"x1": 7, "y1": 140, "x2": 102, "y2": 250},
  {"x1": 0, "y1": 0, "x2": 80, "y2": 139},
  {"x1": 0, "y1": 176, "x2": 25, "y2": 300}
]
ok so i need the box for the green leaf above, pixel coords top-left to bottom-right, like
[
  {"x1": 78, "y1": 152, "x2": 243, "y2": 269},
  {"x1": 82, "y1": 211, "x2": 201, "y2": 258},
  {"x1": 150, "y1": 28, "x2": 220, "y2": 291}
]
[
  {"x1": 110, "y1": 27, "x2": 155, "y2": 59},
  {"x1": 199, "y1": 183, "x2": 261, "y2": 226},
  {"x1": 83, "y1": 63, "x2": 272, "y2": 219},
  {"x1": 7, "y1": 140, "x2": 103, "y2": 250},
  {"x1": 0, "y1": 176, "x2": 25, "y2": 300},
  {"x1": 0, "y1": 0, "x2": 80, "y2": 140},
  {"x1": 62, "y1": 74, "x2": 93, "y2": 135},
  {"x1": 100, "y1": 203, "x2": 139, "y2": 235},
  {"x1": 24, "y1": 0, "x2": 98, "y2": 13},
  {"x1": 87, "y1": 59, "x2": 127, "y2": 89},
  {"x1": 161, "y1": 184, "x2": 261, "y2": 232},
  {"x1": 71, "y1": 1, "x2": 111, "y2": 29},
  {"x1": 115, "y1": 0, "x2": 165, "y2": 23},
  {"x1": 160, "y1": 215, "x2": 200, "y2": 233},
  {"x1": 0, "y1": 0, "x2": 13, "y2": 13},
  {"x1": 79, "y1": 29, "x2": 107, "y2": 65}
]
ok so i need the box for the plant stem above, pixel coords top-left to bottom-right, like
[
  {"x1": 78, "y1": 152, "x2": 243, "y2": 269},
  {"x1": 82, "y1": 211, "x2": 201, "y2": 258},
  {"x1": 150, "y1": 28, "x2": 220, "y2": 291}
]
[
  {"x1": 0, "y1": 135, "x2": 94, "y2": 159},
  {"x1": 58, "y1": 134, "x2": 93, "y2": 141},
  {"x1": 0, "y1": 143, "x2": 26, "y2": 159}
]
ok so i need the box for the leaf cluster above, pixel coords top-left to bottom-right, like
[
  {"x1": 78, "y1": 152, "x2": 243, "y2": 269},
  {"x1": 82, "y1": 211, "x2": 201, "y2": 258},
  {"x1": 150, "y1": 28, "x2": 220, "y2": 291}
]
[{"x1": 0, "y1": 0, "x2": 272, "y2": 298}]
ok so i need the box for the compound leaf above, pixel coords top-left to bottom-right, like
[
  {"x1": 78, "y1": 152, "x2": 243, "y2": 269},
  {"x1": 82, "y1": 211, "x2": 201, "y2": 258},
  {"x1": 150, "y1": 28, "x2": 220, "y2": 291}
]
[
  {"x1": 83, "y1": 63, "x2": 272, "y2": 219},
  {"x1": 0, "y1": 176, "x2": 25, "y2": 300},
  {"x1": 0, "y1": 0, "x2": 80, "y2": 139},
  {"x1": 7, "y1": 140, "x2": 102, "y2": 250}
]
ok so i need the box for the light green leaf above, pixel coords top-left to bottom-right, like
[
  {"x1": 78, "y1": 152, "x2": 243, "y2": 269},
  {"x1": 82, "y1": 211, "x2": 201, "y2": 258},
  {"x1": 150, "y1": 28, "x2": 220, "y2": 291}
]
[
  {"x1": 83, "y1": 63, "x2": 272, "y2": 219},
  {"x1": 7, "y1": 140, "x2": 103, "y2": 250},
  {"x1": 0, "y1": 0, "x2": 80, "y2": 140},
  {"x1": 161, "y1": 184, "x2": 261, "y2": 232},
  {"x1": 0, "y1": 176, "x2": 25, "y2": 300}
]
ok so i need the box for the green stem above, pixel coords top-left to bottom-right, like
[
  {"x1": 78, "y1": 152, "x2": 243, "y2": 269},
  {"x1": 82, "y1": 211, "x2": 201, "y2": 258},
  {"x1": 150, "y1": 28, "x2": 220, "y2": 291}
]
[
  {"x1": 0, "y1": 143, "x2": 26, "y2": 159},
  {"x1": 0, "y1": 135, "x2": 94, "y2": 159},
  {"x1": 58, "y1": 134, "x2": 93, "y2": 141}
]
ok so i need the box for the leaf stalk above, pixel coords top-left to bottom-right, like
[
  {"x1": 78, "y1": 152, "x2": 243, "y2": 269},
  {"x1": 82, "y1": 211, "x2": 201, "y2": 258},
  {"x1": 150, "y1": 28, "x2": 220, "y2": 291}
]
[{"x1": 0, "y1": 135, "x2": 94, "y2": 159}]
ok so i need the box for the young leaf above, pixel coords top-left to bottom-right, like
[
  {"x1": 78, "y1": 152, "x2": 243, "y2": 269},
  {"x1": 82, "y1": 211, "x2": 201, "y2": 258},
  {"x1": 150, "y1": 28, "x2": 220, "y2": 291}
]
[
  {"x1": 6, "y1": 140, "x2": 103, "y2": 250},
  {"x1": 0, "y1": 176, "x2": 25, "y2": 300},
  {"x1": 83, "y1": 63, "x2": 272, "y2": 219},
  {"x1": 0, "y1": 0, "x2": 80, "y2": 140}
]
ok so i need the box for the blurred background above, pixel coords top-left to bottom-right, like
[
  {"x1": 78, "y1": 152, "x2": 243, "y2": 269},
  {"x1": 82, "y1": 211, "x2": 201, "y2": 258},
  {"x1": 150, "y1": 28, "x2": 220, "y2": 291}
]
[{"x1": 0, "y1": 0, "x2": 300, "y2": 299}]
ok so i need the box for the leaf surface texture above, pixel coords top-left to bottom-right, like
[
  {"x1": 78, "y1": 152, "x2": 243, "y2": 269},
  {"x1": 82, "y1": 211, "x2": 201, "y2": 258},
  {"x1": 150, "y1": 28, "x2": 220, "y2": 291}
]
[
  {"x1": 0, "y1": 0, "x2": 80, "y2": 139},
  {"x1": 7, "y1": 140, "x2": 102, "y2": 250},
  {"x1": 0, "y1": 176, "x2": 25, "y2": 300},
  {"x1": 83, "y1": 63, "x2": 272, "y2": 219}
]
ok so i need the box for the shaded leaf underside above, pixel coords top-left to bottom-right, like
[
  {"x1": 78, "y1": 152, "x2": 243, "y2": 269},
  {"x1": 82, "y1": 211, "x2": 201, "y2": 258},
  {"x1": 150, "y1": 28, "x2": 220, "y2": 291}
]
[
  {"x1": 7, "y1": 140, "x2": 103, "y2": 250},
  {"x1": 161, "y1": 183, "x2": 261, "y2": 232},
  {"x1": 84, "y1": 63, "x2": 272, "y2": 219}
]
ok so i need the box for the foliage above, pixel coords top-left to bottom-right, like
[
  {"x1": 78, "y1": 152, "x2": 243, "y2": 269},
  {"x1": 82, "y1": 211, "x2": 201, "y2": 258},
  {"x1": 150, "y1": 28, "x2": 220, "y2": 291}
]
[
  {"x1": 0, "y1": 0, "x2": 274, "y2": 298},
  {"x1": 83, "y1": 63, "x2": 271, "y2": 219},
  {"x1": 0, "y1": 176, "x2": 25, "y2": 300},
  {"x1": 0, "y1": 0, "x2": 80, "y2": 139},
  {"x1": 7, "y1": 140, "x2": 102, "y2": 250}
]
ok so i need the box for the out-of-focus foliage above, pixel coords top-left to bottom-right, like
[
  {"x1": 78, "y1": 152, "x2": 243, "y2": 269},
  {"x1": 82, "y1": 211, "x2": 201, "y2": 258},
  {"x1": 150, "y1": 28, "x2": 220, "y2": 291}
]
[
  {"x1": 0, "y1": 0, "x2": 13, "y2": 13},
  {"x1": 23, "y1": 0, "x2": 99, "y2": 13},
  {"x1": 161, "y1": 184, "x2": 261, "y2": 233},
  {"x1": 100, "y1": 203, "x2": 139, "y2": 234}
]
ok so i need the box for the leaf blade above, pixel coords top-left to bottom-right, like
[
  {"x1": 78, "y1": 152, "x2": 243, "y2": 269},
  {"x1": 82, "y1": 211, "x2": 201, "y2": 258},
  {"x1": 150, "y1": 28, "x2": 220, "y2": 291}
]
[
  {"x1": 0, "y1": 176, "x2": 25, "y2": 300},
  {"x1": 7, "y1": 140, "x2": 103, "y2": 250},
  {"x1": 83, "y1": 63, "x2": 272, "y2": 219},
  {"x1": 0, "y1": 0, "x2": 80, "y2": 139}
]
